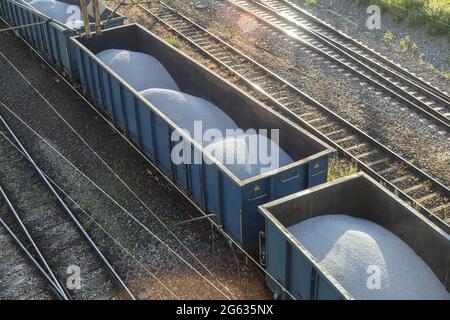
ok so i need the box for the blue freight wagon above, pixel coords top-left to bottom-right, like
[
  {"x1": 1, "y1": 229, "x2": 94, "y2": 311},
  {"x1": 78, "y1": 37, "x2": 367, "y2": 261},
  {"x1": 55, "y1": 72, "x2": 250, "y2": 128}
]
[
  {"x1": 259, "y1": 172, "x2": 450, "y2": 300},
  {"x1": 0, "y1": 0, "x2": 124, "y2": 79},
  {"x1": 71, "y1": 23, "x2": 335, "y2": 252}
]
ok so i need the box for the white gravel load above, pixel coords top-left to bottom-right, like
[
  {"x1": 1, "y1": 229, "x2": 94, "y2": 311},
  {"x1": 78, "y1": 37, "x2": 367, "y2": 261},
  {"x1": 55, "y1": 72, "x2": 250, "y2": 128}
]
[
  {"x1": 140, "y1": 88, "x2": 293, "y2": 179},
  {"x1": 204, "y1": 134, "x2": 293, "y2": 179},
  {"x1": 96, "y1": 49, "x2": 180, "y2": 92},
  {"x1": 25, "y1": 0, "x2": 84, "y2": 28},
  {"x1": 17, "y1": 0, "x2": 35, "y2": 10},
  {"x1": 288, "y1": 214, "x2": 450, "y2": 300},
  {"x1": 139, "y1": 88, "x2": 238, "y2": 143}
]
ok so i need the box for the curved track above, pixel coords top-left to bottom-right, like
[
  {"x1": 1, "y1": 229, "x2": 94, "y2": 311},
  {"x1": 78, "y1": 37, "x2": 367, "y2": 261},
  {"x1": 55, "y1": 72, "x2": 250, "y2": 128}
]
[{"x1": 133, "y1": 1, "x2": 449, "y2": 229}]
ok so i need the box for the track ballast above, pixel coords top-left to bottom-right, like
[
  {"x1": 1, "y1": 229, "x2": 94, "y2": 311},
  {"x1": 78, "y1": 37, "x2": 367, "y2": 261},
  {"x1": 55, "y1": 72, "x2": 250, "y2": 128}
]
[{"x1": 132, "y1": 0, "x2": 449, "y2": 228}]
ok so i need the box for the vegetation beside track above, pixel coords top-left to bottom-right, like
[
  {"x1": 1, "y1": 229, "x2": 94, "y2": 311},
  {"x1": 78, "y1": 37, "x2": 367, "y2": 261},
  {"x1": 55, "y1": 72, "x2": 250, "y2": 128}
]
[{"x1": 327, "y1": 157, "x2": 359, "y2": 181}]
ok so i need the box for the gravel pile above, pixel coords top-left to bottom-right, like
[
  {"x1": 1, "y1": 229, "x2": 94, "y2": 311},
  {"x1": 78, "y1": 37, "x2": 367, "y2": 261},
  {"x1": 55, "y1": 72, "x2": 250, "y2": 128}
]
[
  {"x1": 24, "y1": 0, "x2": 84, "y2": 28},
  {"x1": 139, "y1": 88, "x2": 238, "y2": 142},
  {"x1": 104, "y1": 51, "x2": 293, "y2": 179},
  {"x1": 288, "y1": 214, "x2": 450, "y2": 300},
  {"x1": 204, "y1": 134, "x2": 293, "y2": 179},
  {"x1": 97, "y1": 49, "x2": 180, "y2": 91}
]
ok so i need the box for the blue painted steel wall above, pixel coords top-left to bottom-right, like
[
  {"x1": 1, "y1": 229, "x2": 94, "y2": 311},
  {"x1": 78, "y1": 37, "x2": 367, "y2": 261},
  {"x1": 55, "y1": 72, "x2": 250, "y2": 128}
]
[
  {"x1": 0, "y1": 0, "x2": 124, "y2": 79},
  {"x1": 240, "y1": 157, "x2": 330, "y2": 250},
  {"x1": 73, "y1": 29, "x2": 334, "y2": 252},
  {"x1": 260, "y1": 173, "x2": 450, "y2": 299},
  {"x1": 265, "y1": 220, "x2": 344, "y2": 300}
]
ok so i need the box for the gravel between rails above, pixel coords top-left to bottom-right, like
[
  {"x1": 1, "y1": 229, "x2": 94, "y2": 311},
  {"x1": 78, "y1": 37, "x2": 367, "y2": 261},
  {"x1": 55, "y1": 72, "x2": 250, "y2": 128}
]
[
  {"x1": 0, "y1": 104, "x2": 123, "y2": 300},
  {"x1": 103, "y1": 2, "x2": 449, "y2": 220},
  {"x1": 151, "y1": 0, "x2": 450, "y2": 187},
  {"x1": 289, "y1": 0, "x2": 450, "y2": 92},
  {"x1": 183, "y1": 0, "x2": 450, "y2": 89},
  {"x1": 0, "y1": 20, "x2": 270, "y2": 300}
]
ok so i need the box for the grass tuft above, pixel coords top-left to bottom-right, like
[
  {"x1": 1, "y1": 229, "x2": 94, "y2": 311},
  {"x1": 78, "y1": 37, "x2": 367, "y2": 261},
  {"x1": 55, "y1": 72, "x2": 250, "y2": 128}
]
[
  {"x1": 327, "y1": 157, "x2": 359, "y2": 182},
  {"x1": 165, "y1": 38, "x2": 181, "y2": 48},
  {"x1": 398, "y1": 35, "x2": 411, "y2": 52},
  {"x1": 304, "y1": 0, "x2": 319, "y2": 6},
  {"x1": 383, "y1": 30, "x2": 394, "y2": 43}
]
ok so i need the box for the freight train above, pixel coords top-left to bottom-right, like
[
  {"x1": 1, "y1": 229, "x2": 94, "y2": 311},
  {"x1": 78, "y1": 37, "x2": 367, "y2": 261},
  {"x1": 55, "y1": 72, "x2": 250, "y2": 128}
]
[{"x1": 0, "y1": 0, "x2": 448, "y2": 300}]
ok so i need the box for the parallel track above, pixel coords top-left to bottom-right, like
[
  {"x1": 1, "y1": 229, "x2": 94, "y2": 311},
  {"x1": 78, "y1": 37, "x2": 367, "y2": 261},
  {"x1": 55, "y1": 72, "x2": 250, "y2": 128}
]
[
  {"x1": 0, "y1": 111, "x2": 135, "y2": 300},
  {"x1": 223, "y1": 0, "x2": 450, "y2": 130},
  {"x1": 134, "y1": 1, "x2": 449, "y2": 228},
  {"x1": 261, "y1": 0, "x2": 450, "y2": 104}
]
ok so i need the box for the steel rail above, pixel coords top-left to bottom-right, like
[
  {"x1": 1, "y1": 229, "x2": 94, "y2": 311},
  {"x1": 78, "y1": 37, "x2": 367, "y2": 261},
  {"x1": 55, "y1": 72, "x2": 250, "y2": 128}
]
[
  {"x1": 2, "y1": 5, "x2": 446, "y2": 299},
  {"x1": 0, "y1": 197, "x2": 67, "y2": 300},
  {"x1": 0, "y1": 183, "x2": 70, "y2": 299},
  {"x1": 136, "y1": 1, "x2": 449, "y2": 229},
  {"x1": 271, "y1": 0, "x2": 450, "y2": 104},
  {"x1": 0, "y1": 109, "x2": 136, "y2": 300},
  {"x1": 0, "y1": 128, "x2": 180, "y2": 299},
  {"x1": 224, "y1": 0, "x2": 450, "y2": 129}
]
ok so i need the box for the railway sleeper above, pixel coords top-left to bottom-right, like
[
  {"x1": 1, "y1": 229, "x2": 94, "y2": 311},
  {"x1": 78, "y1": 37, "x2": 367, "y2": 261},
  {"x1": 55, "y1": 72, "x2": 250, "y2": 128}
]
[
  {"x1": 345, "y1": 143, "x2": 368, "y2": 153},
  {"x1": 366, "y1": 157, "x2": 389, "y2": 168},
  {"x1": 402, "y1": 183, "x2": 425, "y2": 195},
  {"x1": 417, "y1": 193, "x2": 440, "y2": 205},
  {"x1": 431, "y1": 202, "x2": 450, "y2": 216},
  {"x1": 355, "y1": 149, "x2": 378, "y2": 160}
]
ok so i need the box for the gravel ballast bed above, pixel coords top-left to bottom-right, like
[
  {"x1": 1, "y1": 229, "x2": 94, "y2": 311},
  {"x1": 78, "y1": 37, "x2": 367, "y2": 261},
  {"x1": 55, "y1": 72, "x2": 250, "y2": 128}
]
[
  {"x1": 152, "y1": 0, "x2": 450, "y2": 187},
  {"x1": 0, "y1": 21, "x2": 270, "y2": 300},
  {"x1": 290, "y1": 0, "x2": 450, "y2": 92},
  {"x1": 0, "y1": 132, "x2": 121, "y2": 300},
  {"x1": 0, "y1": 214, "x2": 55, "y2": 300}
]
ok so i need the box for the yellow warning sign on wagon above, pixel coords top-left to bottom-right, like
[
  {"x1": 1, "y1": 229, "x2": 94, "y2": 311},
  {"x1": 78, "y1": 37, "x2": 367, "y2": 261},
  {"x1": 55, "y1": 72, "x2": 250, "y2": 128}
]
[{"x1": 254, "y1": 185, "x2": 261, "y2": 192}]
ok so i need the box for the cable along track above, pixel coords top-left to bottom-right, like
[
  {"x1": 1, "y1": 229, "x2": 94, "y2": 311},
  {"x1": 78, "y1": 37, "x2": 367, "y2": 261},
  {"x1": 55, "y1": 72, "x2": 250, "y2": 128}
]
[
  {"x1": 0, "y1": 111, "x2": 135, "y2": 300},
  {"x1": 222, "y1": 0, "x2": 450, "y2": 130},
  {"x1": 134, "y1": 1, "x2": 449, "y2": 228}
]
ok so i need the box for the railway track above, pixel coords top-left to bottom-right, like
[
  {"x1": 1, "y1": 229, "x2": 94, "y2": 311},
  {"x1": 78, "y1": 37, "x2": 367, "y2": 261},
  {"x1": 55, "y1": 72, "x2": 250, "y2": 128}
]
[
  {"x1": 222, "y1": 0, "x2": 450, "y2": 130},
  {"x1": 0, "y1": 212, "x2": 55, "y2": 299},
  {"x1": 132, "y1": 1, "x2": 449, "y2": 228},
  {"x1": 0, "y1": 184, "x2": 71, "y2": 300},
  {"x1": 0, "y1": 18, "x2": 258, "y2": 298},
  {"x1": 0, "y1": 112, "x2": 135, "y2": 300}
]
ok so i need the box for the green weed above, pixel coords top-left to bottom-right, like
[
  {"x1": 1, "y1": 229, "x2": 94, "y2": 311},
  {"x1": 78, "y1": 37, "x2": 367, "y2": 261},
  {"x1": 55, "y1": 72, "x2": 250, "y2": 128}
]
[
  {"x1": 165, "y1": 38, "x2": 181, "y2": 48},
  {"x1": 383, "y1": 31, "x2": 394, "y2": 43}
]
